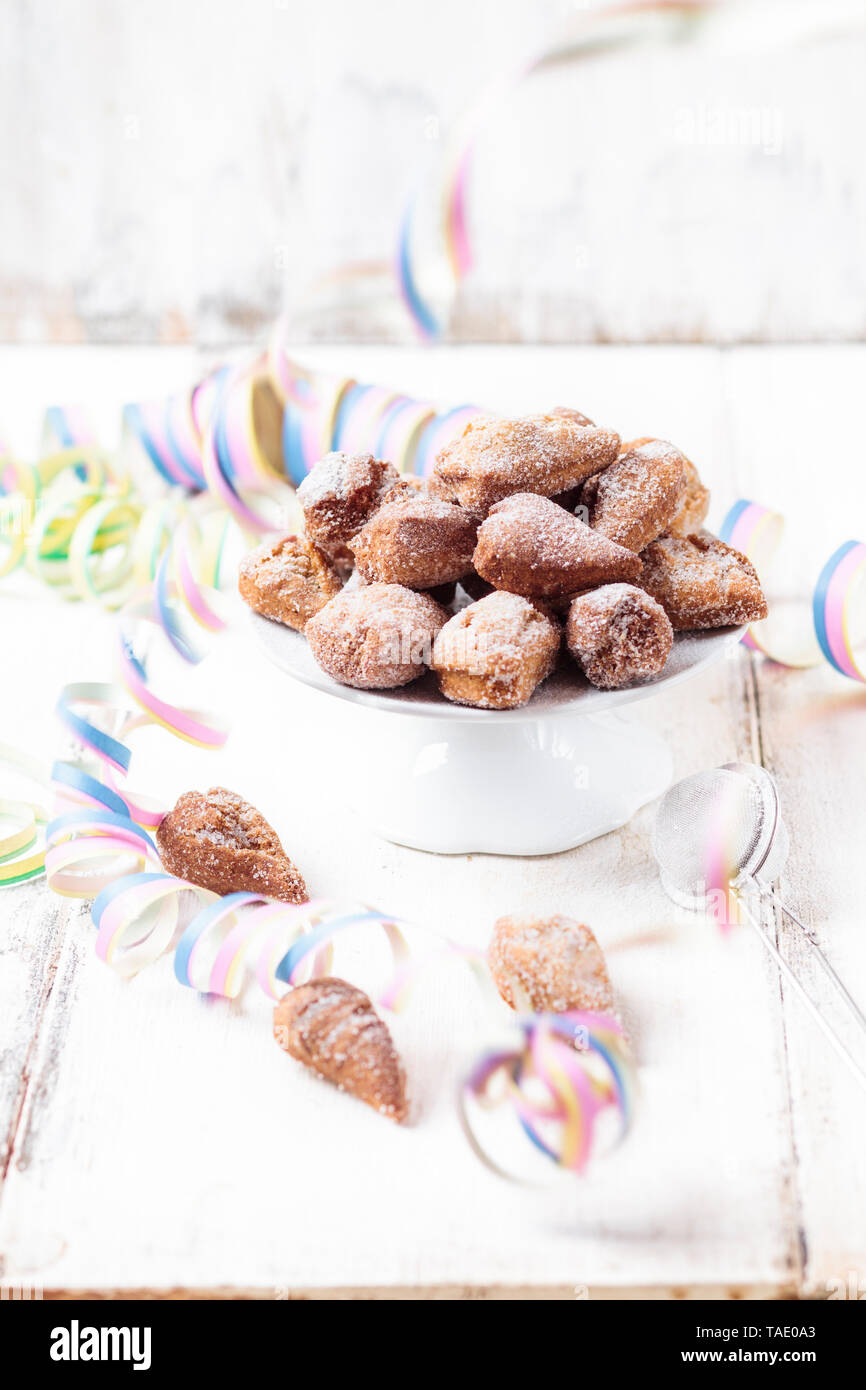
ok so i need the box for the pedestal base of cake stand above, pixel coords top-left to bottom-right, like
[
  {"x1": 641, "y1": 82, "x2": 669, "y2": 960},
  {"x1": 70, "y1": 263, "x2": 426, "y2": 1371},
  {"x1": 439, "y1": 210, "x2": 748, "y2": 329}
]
[
  {"x1": 249, "y1": 611, "x2": 742, "y2": 858},
  {"x1": 340, "y1": 705, "x2": 673, "y2": 856}
]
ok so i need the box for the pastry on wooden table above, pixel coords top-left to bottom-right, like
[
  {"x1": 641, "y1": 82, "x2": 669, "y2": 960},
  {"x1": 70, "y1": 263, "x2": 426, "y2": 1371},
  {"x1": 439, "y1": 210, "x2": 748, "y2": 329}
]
[
  {"x1": 156, "y1": 787, "x2": 308, "y2": 903},
  {"x1": 473, "y1": 492, "x2": 642, "y2": 599},
  {"x1": 273, "y1": 978, "x2": 408, "y2": 1122},
  {"x1": 583, "y1": 439, "x2": 688, "y2": 553},
  {"x1": 305, "y1": 582, "x2": 448, "y2": 689},
  {"x1": 489, "y1": 914, "x2": 615, "y2": 1016},
  {"x1": 296, "y1": 451, "x2": 399, "y2": 564},
  {"x1": 238, "y1": 534, "x2": 341, "y2": 632},
  {"x1": 565, "y1": 583, "x2": 673, "y2": 689},
  {"x1": 430, "y1": 413, "x2": 620, "y2": 517},
  {"x1": 638, "y1": 531, "x2": 768, "y2": 630},
  {"x1": 431, "y1": 590, "x2": 560, "y2": 710},
  {"x1": 348, "y1": 496, "x2": 478, "y2": 590}
]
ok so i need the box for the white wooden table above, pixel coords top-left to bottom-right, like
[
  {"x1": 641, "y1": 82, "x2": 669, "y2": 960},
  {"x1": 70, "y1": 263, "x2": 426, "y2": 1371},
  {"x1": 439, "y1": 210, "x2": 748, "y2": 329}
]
[{"x1": 1, "y1": 344, "x2": 864, "y2": 1299}]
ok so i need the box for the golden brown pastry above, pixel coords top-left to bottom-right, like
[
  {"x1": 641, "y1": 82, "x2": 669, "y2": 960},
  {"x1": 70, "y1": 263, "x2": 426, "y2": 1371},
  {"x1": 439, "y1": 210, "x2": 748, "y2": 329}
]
[
  {"x1": 584, "y1": 439, "x2": 688, "y2": 553},
  {"x1": 431, "y1": 413, "x2": 620, "y2": 517},
  {"x1": 424, "y1": 471, "x2": 462, "y2": 507},
  {"x1": 668, "y1": 459, "x2": 710, "y2": 537},
  {"x1": 238, "y1": 534, "x2": 341, "y2": 632},
  {"x1": 489, "y1": 915, "x2": 615, "y2": 1015},
  {"x1": 297, "y1": 452, "x2": 399, "y2": 563},
  {"x1": 431, "y1": 590, "x2": 560, "y2": 709},
  {"x1": 638, "y1": 531, "x2": 768, "y2": 630},
  {"x1": 551, "y1": 405, "x2": 595, "y2": 426},
  {"x1": 305, "y1": 582, "x2": 448, "y2": 689},
  {"x1": 565, "y1": 583, "x2": 673, "y2": 689},
  {"x1": 620, "y1": 436, "x2": 710, "y2": 537},
  {"x1": 473, "y1": 492, "x2": 642, "y2": 598},
  {"x1": 274, "y1": 978, "x2": 408, "y2": 1122},
  {"x1": 156, "y1": 787, "x2": 308, "y2": 903},
  {"x1": 348, "y1": 496, "x2": 477, "y2": 589},
  {"x1": 379, "y1": 473, "x2": 426, "y2": 505}
]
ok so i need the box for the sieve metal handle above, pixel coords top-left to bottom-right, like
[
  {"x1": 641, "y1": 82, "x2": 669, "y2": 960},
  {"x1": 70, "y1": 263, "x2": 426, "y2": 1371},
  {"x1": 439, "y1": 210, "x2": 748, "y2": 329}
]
[
  {"x1": 761, "y1": 884, "x2": 866, "y2": 1037},
  {"x1": 736, "y1": 891, "x2": 866, "y2": 1095}
]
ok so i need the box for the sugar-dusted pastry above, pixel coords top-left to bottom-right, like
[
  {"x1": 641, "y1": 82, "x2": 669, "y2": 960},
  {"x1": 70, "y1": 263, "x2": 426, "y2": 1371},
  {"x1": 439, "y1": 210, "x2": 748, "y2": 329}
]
[
  {"x1": 424, "y1": 470, "x2": 462, "y2": 507},
  {"x1": 342, "y1": 563, "x2": 460, "y2": 608},
  {"x1": 297, "y1": 451, "x2": 399, "y2": 563},
  {"x1": 620, "y1": 436, "x2": 710, "y2": 538},
  {"x1": 473, "y1": 492, "x2": 642, "y2": 599},
  {"x1": 238, "y1": 533, "x2": 341, "y2": 632},
  {"x1": 638, "y1": 531, "x2": 768, "y2": 630},
  {"x1": 565, "y1": 583, "x2": 673, "y2": 689},
  {"x1": 348, "y1": 496, "x2": 478, "y2": 589},
  {"x1": 379, "y1": 473, "x2": 426, "y2": 505},
  {"x1": 551, "y1": 405, "x2": 595, "y2": 427},
  {"x1": 489, "y1": 914, "x2": 615, "y2": 1015},
  {"x1": 584, "y1": 439, "x2": 688, "y2": 553},
  {"x1": 156, "y1": 787, "x2": 308, "y2": 903},
  {"x1": 305, "y1": 582, "x2": 448, "y2": 689},
  {"x1": 431, "y1": 412, "x2": 620, "y2": 517},
  {"x1": 668, "y1": 458, "x2": 710, "y2": 537},
  {"x1": 431, "y1": 590, "x2": 560, "y2": 709},
  {"x1": 274, "y1": 978, "x2": 408, "y2": 1122}
]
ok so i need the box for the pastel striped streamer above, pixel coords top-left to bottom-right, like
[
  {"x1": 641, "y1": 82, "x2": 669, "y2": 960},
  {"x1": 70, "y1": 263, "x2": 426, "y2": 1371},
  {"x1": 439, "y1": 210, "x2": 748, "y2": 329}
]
[
  {"x1": 719, "y1": 499, "x2": 866, "y2": 683},
  {"x1": 459, "y1": 1011, "x2": 635, "y2": 1180},
  {"x1": 397, "y1": 0, "x2": 713, "y2": 338},
  {"x1": 269, "y1": 336, "x2": 482, "y2": 486}
]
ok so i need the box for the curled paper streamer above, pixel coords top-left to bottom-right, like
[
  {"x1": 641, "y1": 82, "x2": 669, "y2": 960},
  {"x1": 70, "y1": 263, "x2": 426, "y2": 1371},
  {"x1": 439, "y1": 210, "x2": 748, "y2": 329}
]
[
  {"x1": 0, "y1": 409, "x2": 135, "y2": 599},
  {"x1": 0, "y1": 746, "x2": 52, "y2": 885},
  {"x1": 459, "y1": 1011, "x2": 635, "y2": 1180},
  {"x1": 701, "y1": 771, "x2": 750, "y2": 935},
  {"x1": 719, "y1": 499, "x2": 866, "y2": 683},
  {"x1": 124, "y1": 359, "x2": 294, "y2": 533},
  {"x1": 91, "y1": 883, "x2": 408, "y2": 999},
  {"x1": 397, "y1": 0, "x2": 713, "y2": 337},
  {"x1": 267, "y1": 325, "x2": 481, "y2": 485}
]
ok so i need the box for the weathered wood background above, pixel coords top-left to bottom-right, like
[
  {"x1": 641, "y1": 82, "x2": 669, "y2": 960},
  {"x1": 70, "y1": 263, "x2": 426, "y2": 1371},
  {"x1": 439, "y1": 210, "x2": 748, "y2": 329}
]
[
  {"x1": 0, "y1": 343, "x2": 864, "y2": 1297},
  {"x1": 1, "y1": 0, "x2": 865, "y2": 345}
]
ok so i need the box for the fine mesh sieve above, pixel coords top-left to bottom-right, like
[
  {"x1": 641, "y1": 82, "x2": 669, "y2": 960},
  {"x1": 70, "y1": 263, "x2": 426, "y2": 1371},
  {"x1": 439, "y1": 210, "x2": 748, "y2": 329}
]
[
  {"x1": 653, "y1": 763, "x2": 790, "y2": 908},
  {"x1": 654, "y1": 762, "x2": 866, "y2": 1093}
]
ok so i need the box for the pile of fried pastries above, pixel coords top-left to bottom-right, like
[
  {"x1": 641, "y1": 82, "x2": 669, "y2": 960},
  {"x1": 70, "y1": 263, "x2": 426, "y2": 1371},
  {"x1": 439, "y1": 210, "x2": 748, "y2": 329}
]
[{"x1": 238, "y1": 410, "x2": 768, "y2": 709}]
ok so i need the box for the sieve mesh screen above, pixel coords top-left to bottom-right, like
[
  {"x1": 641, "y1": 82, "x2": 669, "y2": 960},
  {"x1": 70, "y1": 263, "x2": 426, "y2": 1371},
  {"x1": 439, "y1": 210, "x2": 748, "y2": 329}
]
[{"x1": 652, "y1": 768, "x2": 767, "y2": 909}]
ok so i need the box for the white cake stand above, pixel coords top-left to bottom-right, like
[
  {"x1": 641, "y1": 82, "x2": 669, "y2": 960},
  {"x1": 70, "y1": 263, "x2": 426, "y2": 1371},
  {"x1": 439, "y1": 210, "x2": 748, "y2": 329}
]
[{"x1": 250, "y1": 611, "x2": 742, "y2": 856}]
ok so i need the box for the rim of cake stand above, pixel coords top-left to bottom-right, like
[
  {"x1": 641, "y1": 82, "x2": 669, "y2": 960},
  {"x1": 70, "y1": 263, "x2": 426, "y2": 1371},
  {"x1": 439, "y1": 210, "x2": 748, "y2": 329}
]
[{"x1": 248, "y1": 611, "x2": 744, "y2": 726}]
